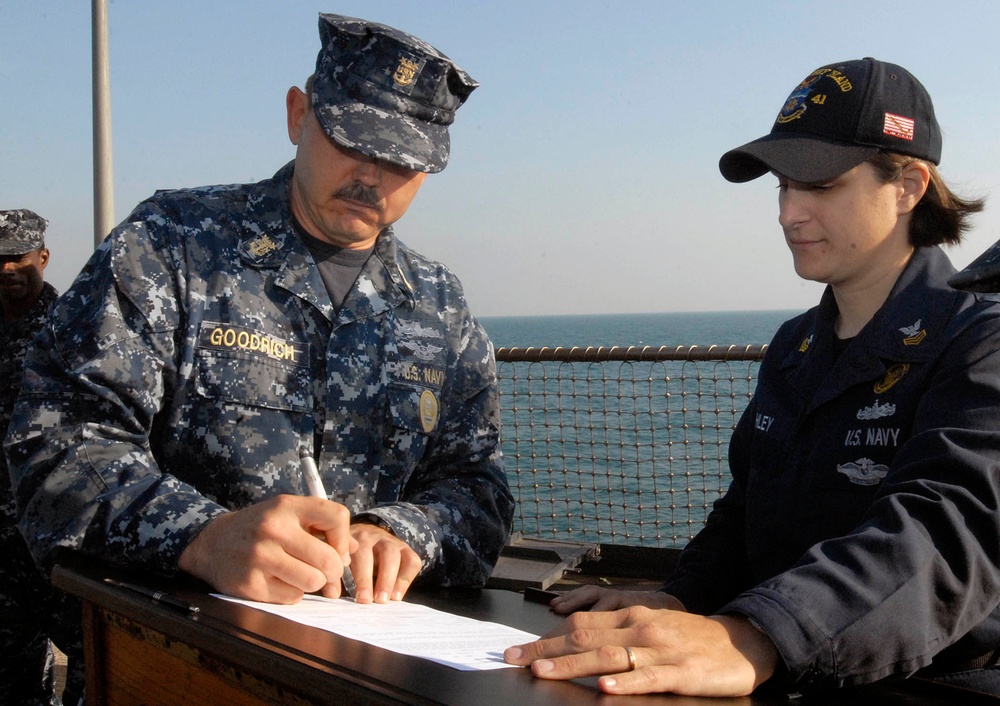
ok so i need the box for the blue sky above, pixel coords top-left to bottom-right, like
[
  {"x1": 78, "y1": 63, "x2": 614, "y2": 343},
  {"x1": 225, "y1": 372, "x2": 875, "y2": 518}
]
[{"x1": 3, "y1": 1, "x2": 1000, "y2": 317}]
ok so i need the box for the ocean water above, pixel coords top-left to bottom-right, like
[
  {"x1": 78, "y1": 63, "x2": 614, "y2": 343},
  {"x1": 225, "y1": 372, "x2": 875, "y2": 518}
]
[
  {"x1": 482, "y1": 310, "x2": 802, "y2": 547},
  {"x1": 480, "y1": 309, "x2": 801, "y2": 349}
]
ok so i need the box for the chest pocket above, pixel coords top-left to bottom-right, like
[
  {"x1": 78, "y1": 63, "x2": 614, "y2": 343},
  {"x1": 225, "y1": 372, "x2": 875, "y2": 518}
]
[
  {"x1": 369, "y1": 383, "x2": 438, "y2": 502},
  {"x1": 194, "y1": 323, "x2": 313, "y2": 412},
  {"x1": 387, "y1": 383, "x2": 439, "y2": 437}
]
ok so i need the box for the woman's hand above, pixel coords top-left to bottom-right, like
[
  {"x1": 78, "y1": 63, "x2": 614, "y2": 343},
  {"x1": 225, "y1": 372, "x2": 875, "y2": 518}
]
[{"x1": 504, "y1": 605, "x2": 779, "y2": 697}]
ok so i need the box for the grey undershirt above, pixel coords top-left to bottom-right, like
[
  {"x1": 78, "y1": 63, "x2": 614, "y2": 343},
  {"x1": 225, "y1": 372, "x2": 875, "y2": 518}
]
[{"x1": 295, "y1": 223, "x2": 374, "y2": 311}]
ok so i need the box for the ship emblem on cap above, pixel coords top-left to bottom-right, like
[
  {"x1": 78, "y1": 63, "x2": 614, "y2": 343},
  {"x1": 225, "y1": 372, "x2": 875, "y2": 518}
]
[
  {"x1": 393, "y1": 57, "x2": 420, "y2": 87},
  {"x1": 777, "y1": 73, "x2": 824, "y2": 124}
]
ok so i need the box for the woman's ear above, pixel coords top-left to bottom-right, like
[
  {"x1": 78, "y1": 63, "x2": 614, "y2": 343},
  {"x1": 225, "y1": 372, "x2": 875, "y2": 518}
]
[{"x1": 897, "y1": 160, "x2": 931, "y2": 216}]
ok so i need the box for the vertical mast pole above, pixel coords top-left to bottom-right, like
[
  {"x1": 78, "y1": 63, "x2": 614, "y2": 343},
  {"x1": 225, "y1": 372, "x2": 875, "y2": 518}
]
[{"x1": 92, "y1": 0, "x2": 114, "y2": 247}]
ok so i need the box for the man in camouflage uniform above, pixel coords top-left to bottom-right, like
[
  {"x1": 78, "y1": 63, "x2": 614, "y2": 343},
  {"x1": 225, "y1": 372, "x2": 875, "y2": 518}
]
[
  {"x1": 0, "y1": 210, "x2": 83, "y2": 705},
  {"x1": 6, "y1": 15, "x2": 513, "y2": 607}
]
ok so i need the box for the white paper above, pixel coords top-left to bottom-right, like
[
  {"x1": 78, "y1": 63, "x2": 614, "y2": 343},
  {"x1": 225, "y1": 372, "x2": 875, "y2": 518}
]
[{"x1": 214, "y1": 593, "x2": 539, "y2": 671}]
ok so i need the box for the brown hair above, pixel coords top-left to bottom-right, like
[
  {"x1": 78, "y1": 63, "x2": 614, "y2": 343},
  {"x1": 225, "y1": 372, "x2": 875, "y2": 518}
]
[{"x1": 868, "y1": 152, "x2": 985, "y2": 247}]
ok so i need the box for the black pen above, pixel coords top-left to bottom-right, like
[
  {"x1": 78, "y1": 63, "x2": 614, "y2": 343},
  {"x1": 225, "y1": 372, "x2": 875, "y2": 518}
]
[{"x1": 104, "y1": 578, "x2": 200, "y2": 614}]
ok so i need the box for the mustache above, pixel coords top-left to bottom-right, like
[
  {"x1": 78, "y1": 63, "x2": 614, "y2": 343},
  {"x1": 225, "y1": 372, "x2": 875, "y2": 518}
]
[{"x1": 334, "y1": 182, "x2": 383, "y2": 212}]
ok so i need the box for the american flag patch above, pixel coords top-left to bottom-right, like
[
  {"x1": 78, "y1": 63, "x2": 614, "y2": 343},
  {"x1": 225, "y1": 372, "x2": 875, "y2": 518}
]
[{"x1": 883, "y1": 112, "x2": 915, "y2": 141}]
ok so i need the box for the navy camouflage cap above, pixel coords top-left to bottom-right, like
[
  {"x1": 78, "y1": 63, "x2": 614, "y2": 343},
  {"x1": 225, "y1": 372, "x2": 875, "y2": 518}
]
[
  {"x1": 0, "y1": 209, "x2": 47, "y2": 256},
  {"x1": 311, "y1": 13, "x2": 478, "y2": 174}
]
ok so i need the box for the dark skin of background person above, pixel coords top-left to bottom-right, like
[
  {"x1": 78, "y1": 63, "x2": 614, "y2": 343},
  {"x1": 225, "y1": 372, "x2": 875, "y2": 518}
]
[{"x1": 0, "y1": 246, "x2": 49, "y2": 321}]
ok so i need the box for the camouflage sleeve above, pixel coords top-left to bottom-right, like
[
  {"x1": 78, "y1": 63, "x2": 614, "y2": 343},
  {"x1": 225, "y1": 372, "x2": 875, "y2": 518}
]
[
  {"x1": 5, "y1": 207, "x2": 227, "y2": 575},
  {"x1": 357, "y1": 316, "x2": 514, "y2": 587}
]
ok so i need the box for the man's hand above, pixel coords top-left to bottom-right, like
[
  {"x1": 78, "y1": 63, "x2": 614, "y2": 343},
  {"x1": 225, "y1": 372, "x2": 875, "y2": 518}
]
[
  {"x1": 178, "y1": 495, "x2": 355, "y2": 604},
  {"x1": 348, "y1": 522, "x2": 422, "y2": 604},
  {"x1": 549, "y1": 585, "x2": 685, "y2": 614},
  {"x1": 503, "y1": 606, "x2": 779, "y2": 697}
]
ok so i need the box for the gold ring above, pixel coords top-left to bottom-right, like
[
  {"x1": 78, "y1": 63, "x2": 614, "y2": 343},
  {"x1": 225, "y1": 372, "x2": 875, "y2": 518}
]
[{"x1": 624, "y1": 645, "x2": 636, "y2": 672}]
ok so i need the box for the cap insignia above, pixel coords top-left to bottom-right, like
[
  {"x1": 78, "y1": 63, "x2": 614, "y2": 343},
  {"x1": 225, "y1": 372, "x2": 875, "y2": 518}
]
[
  {"x1": 393, "y1": 57, "x2": 421, "y2": 88},
  {"x1": 777, "y1": 69, "x2": 851, "y2": 124}
]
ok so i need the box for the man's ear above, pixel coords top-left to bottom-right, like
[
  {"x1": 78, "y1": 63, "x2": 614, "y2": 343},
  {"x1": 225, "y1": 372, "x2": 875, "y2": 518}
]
[{"x1": 286, "y1": 86, "x2": 309, "y2": 146}]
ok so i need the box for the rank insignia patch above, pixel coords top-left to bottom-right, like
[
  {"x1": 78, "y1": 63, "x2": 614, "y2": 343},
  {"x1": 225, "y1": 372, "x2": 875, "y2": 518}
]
[
  {"x1": 248, "y1": 235, "x2": 280, "y2": 258},
  {"x1": 899, "y1": 319, "x2": 927, "y2": 346}
]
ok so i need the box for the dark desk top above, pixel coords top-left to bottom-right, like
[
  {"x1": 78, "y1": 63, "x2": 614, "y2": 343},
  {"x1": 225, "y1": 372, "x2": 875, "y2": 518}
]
[{"x1": 54, "y1": 566, "x2": 996, "y2": 706}]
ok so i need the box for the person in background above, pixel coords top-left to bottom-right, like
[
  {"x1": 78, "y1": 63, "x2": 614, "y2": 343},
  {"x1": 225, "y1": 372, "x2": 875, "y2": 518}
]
[
  {"x1": 5, "y1": 14, "x2": 513, "y2": 608},
  {"x1": 0, "y1": 209, "x2": 83, "y2": 705},
  {"x1": 505, "y1": 58, "x2": 1000, "y2": 697},
  {"x1": 948, "y1": 234, "x2": 1000, "y2": 293}
]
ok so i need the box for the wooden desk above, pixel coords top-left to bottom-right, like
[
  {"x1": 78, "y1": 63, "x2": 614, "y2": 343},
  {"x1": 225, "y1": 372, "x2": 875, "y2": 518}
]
[{"x1": 53, "y1": 566, "x2": 995, "y2": 706}]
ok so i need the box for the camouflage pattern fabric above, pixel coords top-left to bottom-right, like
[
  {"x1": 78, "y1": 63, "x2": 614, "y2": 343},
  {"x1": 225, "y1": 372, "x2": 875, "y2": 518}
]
[
  {"x1": 0, "y1": 208, "x2": 47, "y2": 256},
  {"x1": 0, "y1": 282, "x2": 84, "y2": 705},
  {"x1": 311, "y1": 13, "x2": 479, "y2": 173},
  {"x1": 6, "y1": 161, "x2": 513, "y2": 589}
]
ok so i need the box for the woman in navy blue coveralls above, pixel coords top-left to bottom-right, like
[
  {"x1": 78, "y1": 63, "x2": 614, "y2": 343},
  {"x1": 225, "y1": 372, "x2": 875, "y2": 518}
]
[{"x1": 505, "y1": 58, "x2": 1000, "y2": 698}]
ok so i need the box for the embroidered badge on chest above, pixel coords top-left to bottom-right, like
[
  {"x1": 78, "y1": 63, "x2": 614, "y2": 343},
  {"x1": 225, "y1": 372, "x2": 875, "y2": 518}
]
[
  {"x1": 874, "y1": 363, "x2": 910, "y2": 394},
  {"x1": 837, "y1": 458, "x2": 889, "y2": 486},
  {"x1": 856, "y1": 399, "x2": 896, "y2": 420}
]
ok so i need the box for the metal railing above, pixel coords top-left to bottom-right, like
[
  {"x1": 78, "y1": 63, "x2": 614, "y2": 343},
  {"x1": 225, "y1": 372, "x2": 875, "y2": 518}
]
[{"x1": 495, "y1": 345, "x2": 767, "y2": 549}]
